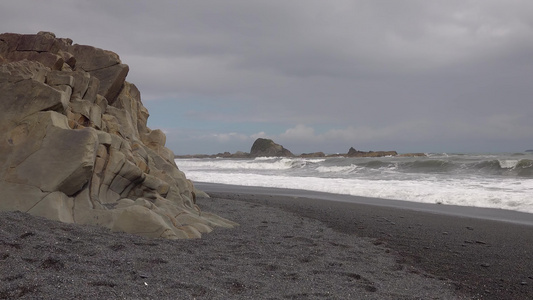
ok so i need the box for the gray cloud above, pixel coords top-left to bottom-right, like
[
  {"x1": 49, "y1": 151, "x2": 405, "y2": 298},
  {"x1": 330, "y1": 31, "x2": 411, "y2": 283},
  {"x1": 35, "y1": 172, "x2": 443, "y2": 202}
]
[{"x1": 2, "y1": 0, "x2": 533, "y2": 154}]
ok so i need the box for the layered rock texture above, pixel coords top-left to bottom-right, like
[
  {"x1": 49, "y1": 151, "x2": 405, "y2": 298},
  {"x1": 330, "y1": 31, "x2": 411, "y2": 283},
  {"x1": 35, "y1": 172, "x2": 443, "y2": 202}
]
[{"x1": 0, "y1": 32, "x2": 236, "y2": 239}]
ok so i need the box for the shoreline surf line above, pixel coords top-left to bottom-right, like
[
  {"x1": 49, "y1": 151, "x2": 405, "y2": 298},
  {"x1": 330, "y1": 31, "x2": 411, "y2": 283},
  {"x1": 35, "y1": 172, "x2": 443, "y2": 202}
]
[{"x1": 194, "y1": 181, "x2": 533, "y2": 226}]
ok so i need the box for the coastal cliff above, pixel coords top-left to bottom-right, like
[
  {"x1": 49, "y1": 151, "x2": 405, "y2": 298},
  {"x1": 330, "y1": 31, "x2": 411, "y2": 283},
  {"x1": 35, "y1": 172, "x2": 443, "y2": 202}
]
[{"x1": 0, "y1": 32, "x2": 236, "y2": 239}]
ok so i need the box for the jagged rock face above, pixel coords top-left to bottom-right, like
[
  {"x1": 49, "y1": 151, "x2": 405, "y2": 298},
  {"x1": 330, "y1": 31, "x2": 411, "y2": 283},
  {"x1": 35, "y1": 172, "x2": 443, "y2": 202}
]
[
  {"x1": 250, "y1": 138, "x2": 294, "y2": 157},
  {"x1": 0, "y1": 32, "x2": 237, "y2": 239}
]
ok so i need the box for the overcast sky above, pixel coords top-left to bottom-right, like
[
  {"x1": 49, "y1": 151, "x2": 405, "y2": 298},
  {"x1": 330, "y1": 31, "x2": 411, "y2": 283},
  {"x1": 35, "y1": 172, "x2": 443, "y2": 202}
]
[{"x1": 2, "y1": 1, "x2": 533, "y2": 154}]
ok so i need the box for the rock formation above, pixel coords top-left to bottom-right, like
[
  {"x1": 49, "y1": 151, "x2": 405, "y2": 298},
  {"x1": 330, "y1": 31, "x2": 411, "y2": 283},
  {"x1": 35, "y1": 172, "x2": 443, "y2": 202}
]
[
  {"x1": 345, "y1": 147, "x2": 398, "y2": 158},
  {"x1": 175, "y1": 141, "x2": 426, "y2": 158},
  {"x1": 250, "y1": 138, "x2": 294, "y2": 157},
  {"x1": 0, "y1": 32, "x2": 237, "y2": 239},
  {"x1": 299, "y1": 152, "x2": 326, "y2": 158}
]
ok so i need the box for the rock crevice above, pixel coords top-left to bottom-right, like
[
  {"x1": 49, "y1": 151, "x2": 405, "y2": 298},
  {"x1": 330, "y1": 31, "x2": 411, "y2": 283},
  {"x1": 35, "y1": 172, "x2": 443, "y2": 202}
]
[{"x1": 0, "y1": 32, "x2": 237, "y2": 239}]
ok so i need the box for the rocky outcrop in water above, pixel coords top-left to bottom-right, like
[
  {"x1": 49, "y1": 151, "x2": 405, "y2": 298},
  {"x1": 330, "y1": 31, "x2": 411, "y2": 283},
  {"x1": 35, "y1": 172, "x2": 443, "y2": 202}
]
[
  {"x1": 176, "y1": 140, "x2": 426, "y2": 158},
  {"x1": 250, "y1": 138, "x2": 294, "y2": 157},
  {"x1": 299, "y1": 152, "x2": 326, "y2": 158},
  {"x1": 0, "y1": 32, "x2": 237, "y2": 239},
  {"x1": 345, "y1": 147, "x2": 398, "y2": 157}
]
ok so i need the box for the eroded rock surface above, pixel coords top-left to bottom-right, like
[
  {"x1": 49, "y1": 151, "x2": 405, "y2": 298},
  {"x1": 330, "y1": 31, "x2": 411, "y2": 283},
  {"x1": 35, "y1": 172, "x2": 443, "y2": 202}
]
[{"x1": 0, "y1": 32, "x2": 237, "y2": 239}]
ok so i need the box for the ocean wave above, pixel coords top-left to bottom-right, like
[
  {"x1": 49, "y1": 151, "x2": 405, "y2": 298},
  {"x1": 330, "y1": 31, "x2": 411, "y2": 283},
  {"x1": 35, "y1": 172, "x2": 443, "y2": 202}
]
[
  {"x1": 177, "y1": 154, "x2": 533, "y2": 179},
  {"x1": 498, "y1": 159, "x2": 520, "y2": 169},
  {"x1": 389, "y1": 158, "x2": 533, "y2": 177},
  {"x1": 466, "y1": 159, "x2": 533, "y2": 177},
  {"x1": 183, "y1": 170, "x2": 533, "y2": 214},
  {"x1": 178, "y1": 154, "x2": 533, "y2": 213},
  {"x1": 177, "y1": 158, "x2": 292, "y2": 170},
  {"x1": 514, "y1": 159, "x2": 533, "y2": 177},
  {"x1": 315, "y1": 164, "x2": 359, "y2": 174},
  {"x1": 177, "y1": 157, "x2": 326, "y2": 171},
  {"x1": 398, "y1": 160, "x2": 458, "y2": 174},
  {"x1": 253, "y1": 156, "x2": 326, "y2": 163},
  {"x1": 361, "y1": 160, "x2": 396, "y2": 169}
]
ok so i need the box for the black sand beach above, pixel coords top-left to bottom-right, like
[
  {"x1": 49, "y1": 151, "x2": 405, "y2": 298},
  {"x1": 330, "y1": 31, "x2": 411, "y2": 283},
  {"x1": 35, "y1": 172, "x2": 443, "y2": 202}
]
[{"x1": 2, "y1": 185, "x2": 533, "y2": 299}]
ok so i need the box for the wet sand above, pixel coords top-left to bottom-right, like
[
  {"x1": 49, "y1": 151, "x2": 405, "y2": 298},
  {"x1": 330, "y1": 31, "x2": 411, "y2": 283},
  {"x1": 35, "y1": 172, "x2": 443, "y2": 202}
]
[{"x1": 1, "y1": 185, "x2": 533, "y2": 299}]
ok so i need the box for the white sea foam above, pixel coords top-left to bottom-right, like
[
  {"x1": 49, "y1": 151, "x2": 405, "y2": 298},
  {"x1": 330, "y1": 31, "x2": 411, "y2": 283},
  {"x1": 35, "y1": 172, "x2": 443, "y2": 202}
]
[
  {"x1": 176, "y1": 154, "x2": 533, "y2": 214},
  {"x1": 498, "y1": 159, "x2": 519, "y2": 169},
  {"x1": 183, "y1": 170, "x2": 533, "y2": 213},
  {"x1": 176, "y1": 158, "x2": 294, "y2": 170},
  {"x1": 315, "y1": 164, "x2": 358, "y2": 174}
]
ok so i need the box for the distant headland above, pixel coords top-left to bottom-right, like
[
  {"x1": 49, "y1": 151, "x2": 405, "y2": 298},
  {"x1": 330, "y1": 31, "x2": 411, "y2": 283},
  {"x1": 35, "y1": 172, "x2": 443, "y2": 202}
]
[{"x1": 175, "y1": 138, "x2": 426, "y2": 158}]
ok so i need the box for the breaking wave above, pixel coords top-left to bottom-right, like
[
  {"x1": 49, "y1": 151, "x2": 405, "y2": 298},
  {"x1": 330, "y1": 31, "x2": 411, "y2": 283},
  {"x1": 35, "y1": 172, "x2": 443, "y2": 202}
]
[{"x1": 176, "y1": 153, "x2": 533, "y2": 213}]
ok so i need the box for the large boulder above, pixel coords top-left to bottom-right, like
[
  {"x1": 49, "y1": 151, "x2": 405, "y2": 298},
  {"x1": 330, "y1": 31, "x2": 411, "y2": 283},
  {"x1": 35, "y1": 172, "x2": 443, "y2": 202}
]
[
  {"x1": 250, "y1": 138, "x2": 294, "y2": 157},
  {"x1": 0, "y1": 32, "x2": 237, "y2": 239}
]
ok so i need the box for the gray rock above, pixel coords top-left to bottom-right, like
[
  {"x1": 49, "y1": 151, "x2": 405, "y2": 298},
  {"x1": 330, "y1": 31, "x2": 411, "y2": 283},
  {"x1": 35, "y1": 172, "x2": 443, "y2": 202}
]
[{"x1": 250, "y1": 138, "x2": 294, "y2": 157}]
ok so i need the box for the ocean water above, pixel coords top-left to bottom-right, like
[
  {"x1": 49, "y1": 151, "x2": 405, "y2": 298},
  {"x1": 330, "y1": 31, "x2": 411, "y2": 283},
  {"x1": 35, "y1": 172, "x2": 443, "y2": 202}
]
[{"x1": 175, "y1": 153, "x2": 533, "y2": 214}]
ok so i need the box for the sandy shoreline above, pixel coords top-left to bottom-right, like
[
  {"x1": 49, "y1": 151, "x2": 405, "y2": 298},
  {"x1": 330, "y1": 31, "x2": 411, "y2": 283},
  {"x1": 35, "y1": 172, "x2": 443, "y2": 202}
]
[{"x1": 1, "y1": 187, "x2": 532, "y2": 299}]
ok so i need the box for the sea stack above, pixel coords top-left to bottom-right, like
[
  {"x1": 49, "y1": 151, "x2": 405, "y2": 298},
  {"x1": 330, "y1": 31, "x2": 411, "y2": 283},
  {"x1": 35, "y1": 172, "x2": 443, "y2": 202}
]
[
  {"x1": 0, "y1": 32, "x2": 237, "y2": 239},
  {"x1": 250, "y1": 138, "x2": 294, "y2": 157}
]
